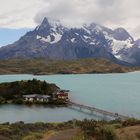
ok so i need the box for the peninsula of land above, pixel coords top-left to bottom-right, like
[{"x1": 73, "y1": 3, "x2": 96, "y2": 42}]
[{"x1": 0, "y1": 79, "x2": 69, "y2": 105}]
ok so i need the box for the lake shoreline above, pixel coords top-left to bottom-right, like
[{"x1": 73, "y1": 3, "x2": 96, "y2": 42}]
[
  {"x1": 0, "y1": 103, "x2": 69, "y2": 107},
  {"x1": 0, "y1": 71, "x2": 132, "y2": 76}
]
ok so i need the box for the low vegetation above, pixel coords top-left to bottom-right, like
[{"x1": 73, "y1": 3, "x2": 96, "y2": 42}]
[
  {"x1": 76, "y1": 119, "x2": 117, "y2": 140},
  {"x1": 0, "y1": 121, "x2": 73, "y2": 140},
  {"x1": 0, "y1": 58, "x2": 134, "y2": 75},
  {"x1": 0, "y1": 119, "x2": 140, "y2": 140},
  {"x1": 72, "y1": 119, "x2": 140, "y2": 140}
]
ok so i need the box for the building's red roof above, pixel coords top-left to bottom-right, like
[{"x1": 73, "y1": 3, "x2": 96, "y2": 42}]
[{"x1": 57, "y1": 92, "x2": 68, "y2": 96}]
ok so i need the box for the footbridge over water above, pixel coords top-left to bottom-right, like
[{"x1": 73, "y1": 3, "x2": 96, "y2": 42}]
[{"x1": 68, "y1": 101, "x2": 129, "y2": 120}]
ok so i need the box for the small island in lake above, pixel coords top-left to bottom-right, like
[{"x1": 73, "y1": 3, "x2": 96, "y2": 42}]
[{"x1": 0, "y1": 79, "x2": 69, "y2": 105}]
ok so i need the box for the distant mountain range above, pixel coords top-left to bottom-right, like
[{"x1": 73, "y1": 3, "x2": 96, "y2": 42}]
[{"x1": 0, "y1": 17, "x2": 140, "y2": 66}]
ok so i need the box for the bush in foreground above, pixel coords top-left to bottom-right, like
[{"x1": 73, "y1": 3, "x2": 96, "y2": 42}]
[{"x1": 77, "y1": 119, "x2": 117, "y2": 140}]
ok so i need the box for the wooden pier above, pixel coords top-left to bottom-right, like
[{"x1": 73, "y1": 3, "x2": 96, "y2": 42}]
[{"x1": 68, "y1": 101, "x2": 129, "y2": 120}]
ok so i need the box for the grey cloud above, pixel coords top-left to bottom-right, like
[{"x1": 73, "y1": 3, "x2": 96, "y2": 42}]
[
  {"x1": 34, "y1": 0, "x2": 128, "y2": 28},
  {"x1": 131, "y1": 25, "x2": 140, "y2": 38},
  {"x1": 34, "y1": 0, "x2": 82, "y2": 26},
  {"x1": 0, "y1": 0, "x2": 140, "y2": 38},
  {"x1": 0, "y1": 0, "x2": 45, "y2": 28},
  {"x1": 96, "y1": 0, "x2": 116, "y2": 7}
]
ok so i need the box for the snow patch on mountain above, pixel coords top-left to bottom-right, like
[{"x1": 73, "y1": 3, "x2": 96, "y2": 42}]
[
  {"x1": 36, "y1": 35, "x2": 42, "y2": 40},
  {"x1": 112, "y1": 38, "x2": 133, "y2": 54},
  {"x1": 75, "y1": 33, "x2": 79, "y2": 36},
  {"x1": 89, "y1": 42, "x2": 95, "y2": 45},
  {"x1": 36, "y1": 33, "x2": 62, "y2": 44},
  {"x1": 71, "y1": 38, "x2": 76, "y2": 43},
  {"x1": 83, "y1": 35, "x2": 89, "y2": 39},
  {"x1": 83, "y1": 26, "x2": 91, "y2": 35},
  {"x1": 105, "y1": 35, "x2": 133, "y2": 54},
  {"x1": 51, "y1": 33, "x2": 62, "y2": 44},
  {"x1": 41, "y1": 36, "x2": 51, "y2": 43}
]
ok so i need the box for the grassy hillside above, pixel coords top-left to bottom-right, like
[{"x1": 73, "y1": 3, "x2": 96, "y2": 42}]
[
  {"x1": 0, "y1": 58, "x2": 134, "y2": 74},
  {"x1": 0, "y1": 119, "x2": 140, "y2": 140}
]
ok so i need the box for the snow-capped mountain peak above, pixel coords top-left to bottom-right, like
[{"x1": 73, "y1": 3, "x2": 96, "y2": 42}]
[
  {"x1": 1, "y1": 17, "x2": 140, "y2": 65},
  {"x1": 35, "y1": 18, "x2": 66, "y2": 44}
]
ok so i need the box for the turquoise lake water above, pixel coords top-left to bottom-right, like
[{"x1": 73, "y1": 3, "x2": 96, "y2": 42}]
[{"x1": 0, "y1": 72, "x2": 140, "y2": 123}]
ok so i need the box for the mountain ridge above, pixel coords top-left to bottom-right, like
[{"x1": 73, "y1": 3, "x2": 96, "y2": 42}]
[{"x1": 0, "y1": 17, "x2": 140, "y2": 66}]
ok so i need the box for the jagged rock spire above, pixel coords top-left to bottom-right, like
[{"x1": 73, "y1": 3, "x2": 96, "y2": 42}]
[{"x1": 41, "y1": 17, "x2": 50, "y2": 26}]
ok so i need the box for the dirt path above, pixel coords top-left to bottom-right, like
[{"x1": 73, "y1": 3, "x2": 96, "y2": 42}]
[{"x1": 41, "y1": 128, "x2": 79, "y2": 140}]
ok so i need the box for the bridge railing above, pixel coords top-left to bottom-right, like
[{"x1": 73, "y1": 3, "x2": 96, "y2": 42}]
[{"x1": 68, "y1": 101, "x2": 129, "y2": 120}]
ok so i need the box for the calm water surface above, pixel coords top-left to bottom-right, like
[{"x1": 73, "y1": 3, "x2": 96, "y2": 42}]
[{"x1": 0, "y1": 72, "x2": 140, "y2": 123}]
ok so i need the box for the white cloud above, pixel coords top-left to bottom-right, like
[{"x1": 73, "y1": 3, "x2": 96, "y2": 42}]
[
  {"x1": 0, "y1": 0, "x2": 45, "y2": 28},
  {"x1": 0, "y1": 0, "x2": 140, "y2": 38}
]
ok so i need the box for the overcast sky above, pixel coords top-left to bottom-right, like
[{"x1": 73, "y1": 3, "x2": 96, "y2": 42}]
[{"x1": 0, "y1": 0, "x2": 140, "y2": 39}]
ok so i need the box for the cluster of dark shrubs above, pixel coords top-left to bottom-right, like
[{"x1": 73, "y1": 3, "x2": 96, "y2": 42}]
[
  {"x1": 0, "y1": 121, "x2": 74, "y2": 140},
  {"x1": 74, "y1": 118, "x2": 140, "y2": 140},
  {"x1": 0, "y1": 97, "x2": 6, "y2": 104},
  {"x1": 122, "y1": 118, "x2": 140, "y2": 127},
  {"x1": 76, "y1": 119, "x2": 117, "y2": 140}
]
